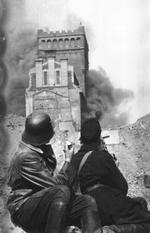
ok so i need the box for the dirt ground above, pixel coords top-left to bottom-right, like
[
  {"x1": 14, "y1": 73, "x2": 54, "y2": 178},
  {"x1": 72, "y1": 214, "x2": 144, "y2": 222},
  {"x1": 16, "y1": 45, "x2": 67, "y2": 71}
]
[{"x1": 1, "y1": 114, "x2": 150, "y2": 233}]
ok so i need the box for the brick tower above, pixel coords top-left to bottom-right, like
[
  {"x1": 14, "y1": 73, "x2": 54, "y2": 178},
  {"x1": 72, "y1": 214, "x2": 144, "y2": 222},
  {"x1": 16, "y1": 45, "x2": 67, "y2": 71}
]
[
  {"x1": 25, "y1": 26, "x2": 89, "y2": 133},
  {"x1": 37, "y1": 26, "x2": 89, "y2": 94}
]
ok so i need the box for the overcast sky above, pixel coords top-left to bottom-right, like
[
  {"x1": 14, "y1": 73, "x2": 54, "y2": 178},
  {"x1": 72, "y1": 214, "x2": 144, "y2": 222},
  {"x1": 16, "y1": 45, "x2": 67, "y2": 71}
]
[{"x1": 23, "y1": 0, "x2": 150, "y2": 122}]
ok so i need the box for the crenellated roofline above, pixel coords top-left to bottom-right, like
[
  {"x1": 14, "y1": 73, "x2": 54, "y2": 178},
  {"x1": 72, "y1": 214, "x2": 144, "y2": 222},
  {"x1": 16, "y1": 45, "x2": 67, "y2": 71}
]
[{"x1": 38, "y1": 26, "x2": 85, "y2": 38}]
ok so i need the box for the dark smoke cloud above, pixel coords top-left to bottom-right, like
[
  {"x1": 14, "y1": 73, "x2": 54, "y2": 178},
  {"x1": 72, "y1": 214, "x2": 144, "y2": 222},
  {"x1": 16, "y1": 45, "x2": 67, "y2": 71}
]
[
  {"x1": 5, "y1": 27, "x2": 37, "y2": 115},
  {"x1": 4, "y1": 0, "x2": 37, "y2": 115},
  {"x1": 6, "y1": 79, "x2": 26, "y2": 115},
  {"x1": 4, "y1": 1, "x2": 133, "y2": 127},
  {"x1": 84, "y1": 68, "x2": 134, "y2": 128}
]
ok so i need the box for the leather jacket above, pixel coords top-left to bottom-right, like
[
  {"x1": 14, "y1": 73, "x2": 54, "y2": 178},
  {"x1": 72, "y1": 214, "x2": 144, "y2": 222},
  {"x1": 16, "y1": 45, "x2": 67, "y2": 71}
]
[{"x1": 7, "y1": 141, "x2": 73, "y2": 216}]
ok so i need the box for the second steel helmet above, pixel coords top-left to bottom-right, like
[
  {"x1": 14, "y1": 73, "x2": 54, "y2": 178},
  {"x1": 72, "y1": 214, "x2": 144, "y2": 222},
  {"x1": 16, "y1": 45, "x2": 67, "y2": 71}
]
[
  {"x1": 80, "y1": 118, "x2": 101, "y2": 144},
  {"x1": 22, "y1": 111, "x2": 54, "y2": 146}
]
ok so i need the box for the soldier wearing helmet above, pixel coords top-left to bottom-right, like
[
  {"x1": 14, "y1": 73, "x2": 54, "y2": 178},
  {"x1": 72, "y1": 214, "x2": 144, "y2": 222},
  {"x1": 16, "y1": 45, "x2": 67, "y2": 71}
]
[
  {"x1": 71, "y1": 118, "x2": 150, "y2": 233},
  {"x1": 7, "y1": 112, "x2": 102, "y2": 233}
]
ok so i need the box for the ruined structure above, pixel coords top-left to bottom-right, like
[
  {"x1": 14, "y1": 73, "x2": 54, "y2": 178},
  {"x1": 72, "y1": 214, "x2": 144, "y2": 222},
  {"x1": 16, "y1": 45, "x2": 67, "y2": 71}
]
[{"x1": 25, "y1": 26, "x2": 89, "y2": 132}]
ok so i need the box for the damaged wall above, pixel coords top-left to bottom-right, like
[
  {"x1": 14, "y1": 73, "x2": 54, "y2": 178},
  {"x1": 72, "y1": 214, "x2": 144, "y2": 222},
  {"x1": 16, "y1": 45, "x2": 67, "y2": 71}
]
[{"x1": 26, "y1": 57, "x2": 81, "y2": 132}]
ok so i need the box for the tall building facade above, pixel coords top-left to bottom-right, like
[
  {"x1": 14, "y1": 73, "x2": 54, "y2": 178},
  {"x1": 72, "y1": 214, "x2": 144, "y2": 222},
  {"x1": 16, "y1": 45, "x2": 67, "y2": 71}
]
[
  {"x1": 37, "y1": 26, "x2": 89, "y2": 94},
  {"x1": 25, "y1": 26, "x2": 89, "y2": 132}
]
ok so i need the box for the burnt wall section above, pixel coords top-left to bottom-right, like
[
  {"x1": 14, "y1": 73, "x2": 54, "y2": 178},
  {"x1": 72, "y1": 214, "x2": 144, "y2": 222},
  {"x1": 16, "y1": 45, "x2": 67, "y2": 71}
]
[
  {"x1": 30, "y1": 87, "x2": 81, "y2": 132},
  {"x1": 26, "y1": 57, "x2": 81, "y2": 132},
  {"x1": 26, "y1": 87, "x2": 81, "y2": 132}
]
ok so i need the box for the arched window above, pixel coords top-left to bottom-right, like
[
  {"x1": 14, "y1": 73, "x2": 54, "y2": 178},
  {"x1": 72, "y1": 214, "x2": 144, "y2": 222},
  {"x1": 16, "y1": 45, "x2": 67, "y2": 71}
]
[
  {"x1": 59, "y1": 39, "x2": 63, "y2": 48},
  {"x1": 40, "y1": 39, "x2": 46, "y2": 49},
  {"x1": 47, "y1": 39, "x2": 51, "y2": 49},
  {"x1": 70, "y1": 38, "x2": 75, "y2": 47},
  {"x1": 53, "y1": 39, "x2": 57, "y2": 49},
  {"x1": 76, "y1": 37, "x2": 81, "y2": 47},
  {"x1": 64, "y1": 38, "x2": 69, "y2": 48}
]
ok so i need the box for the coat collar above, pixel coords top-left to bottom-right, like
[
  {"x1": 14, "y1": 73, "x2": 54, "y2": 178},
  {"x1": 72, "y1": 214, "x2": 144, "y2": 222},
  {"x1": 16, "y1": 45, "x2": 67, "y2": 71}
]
[
  {"x1": 79, "y1": 143, "x2": 99, "y2": 152},
  {"x1": 20, "y1": 141, "x2": 43, "y2": 154},
  {"x1": 79, "y1": 140, "x2": 104, "y2": 153}
]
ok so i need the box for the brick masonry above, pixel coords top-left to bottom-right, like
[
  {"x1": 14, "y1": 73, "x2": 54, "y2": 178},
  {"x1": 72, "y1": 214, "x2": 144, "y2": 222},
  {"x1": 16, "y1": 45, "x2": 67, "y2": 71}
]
[{"x1": 25, "y1": 27, "x2": 89, "y2": 133}]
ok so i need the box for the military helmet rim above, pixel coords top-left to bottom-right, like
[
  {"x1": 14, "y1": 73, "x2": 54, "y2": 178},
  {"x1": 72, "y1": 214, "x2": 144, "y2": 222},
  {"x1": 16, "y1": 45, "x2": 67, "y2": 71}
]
[{"x1": 22, "y1": 112, "x2": 54, "y2": 146}]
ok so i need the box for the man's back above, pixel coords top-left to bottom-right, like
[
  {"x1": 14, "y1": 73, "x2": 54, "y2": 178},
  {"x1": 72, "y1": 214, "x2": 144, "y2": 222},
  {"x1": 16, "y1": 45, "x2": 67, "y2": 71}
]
[{"x1": 72, "y1": 143, "x2": 128, "y2": 195}]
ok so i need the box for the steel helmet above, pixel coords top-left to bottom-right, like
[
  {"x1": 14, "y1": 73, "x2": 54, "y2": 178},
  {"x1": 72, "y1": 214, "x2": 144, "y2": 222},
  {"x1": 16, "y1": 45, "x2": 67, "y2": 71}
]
[
  {"x1": 22, "y1": 111, "x2": 54, "y2": 146},
  {"x1": 80, "y1": 118, "x2": 101, "y2": 144}
]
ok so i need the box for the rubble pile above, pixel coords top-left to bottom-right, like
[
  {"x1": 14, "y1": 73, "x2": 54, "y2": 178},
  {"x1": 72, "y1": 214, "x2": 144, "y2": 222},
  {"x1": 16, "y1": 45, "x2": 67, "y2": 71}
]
[{"x1": 108, "y1": 114, "x2": 150, "y2": 206}]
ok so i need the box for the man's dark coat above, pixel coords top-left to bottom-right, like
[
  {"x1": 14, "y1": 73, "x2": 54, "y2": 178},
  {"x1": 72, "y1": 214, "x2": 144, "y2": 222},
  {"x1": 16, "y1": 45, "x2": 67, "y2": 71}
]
[
  {"x1": 71, "y1": 143, "x2": 150, "y2": 226},
  {"x1": 7, "y1": 141, "x2": 72, "y2": 216}
]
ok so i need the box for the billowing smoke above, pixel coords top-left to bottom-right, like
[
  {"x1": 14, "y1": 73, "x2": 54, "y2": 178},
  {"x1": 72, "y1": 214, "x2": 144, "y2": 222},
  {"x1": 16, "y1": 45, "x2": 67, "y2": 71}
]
[
  {"x1": 4, "y1": 0, "x2": 134, "y2": 127},
  {"x1": 4, "y1": 0, "x2": 37, "y2": 115},
  {"x1": 84, "y1": 68, "x2": 134, "y2": 128},
  {"x1": 5, "y1": 28, "x2": 37, "y2": 115}
]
